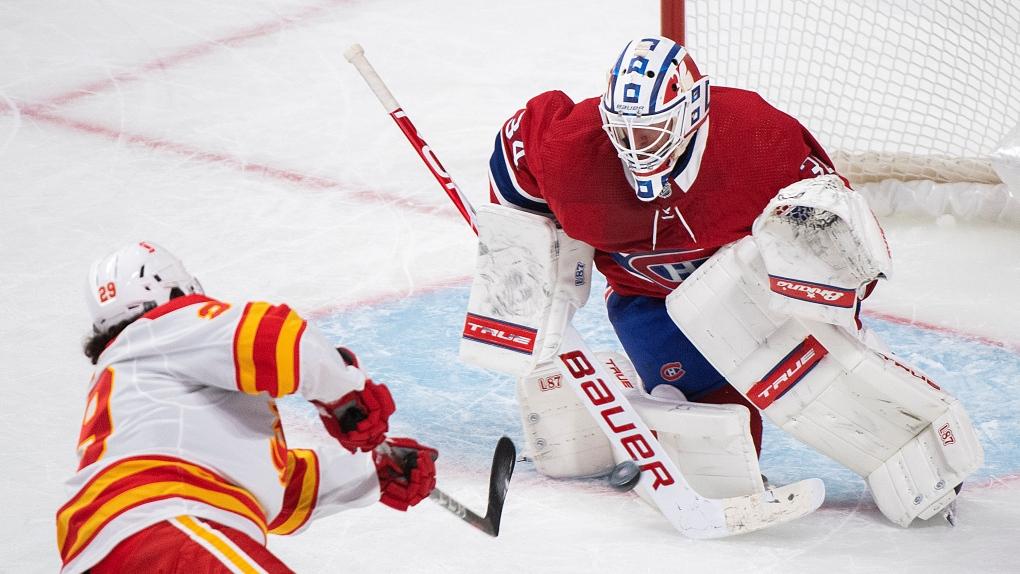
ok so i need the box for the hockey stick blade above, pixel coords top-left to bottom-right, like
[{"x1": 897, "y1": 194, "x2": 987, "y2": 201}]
[
  {"x1": 428, "y1": 436, "x2": 516, "y2": 537},
  {"x1": 689, "y1": 477, "x2": 826, "y2": 539}
]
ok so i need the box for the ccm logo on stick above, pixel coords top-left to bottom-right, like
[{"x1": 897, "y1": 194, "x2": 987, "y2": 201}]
[
  {"x1": 558, "y1": 350, "x2": 674, "y2": 490},
  {"x1": 748, "y1": 336, "x2": 828, "y2": 409},
  {"x1": 769, "y1": 275, "x2": 856, "y2": 308},
  {"x1": 463, "y1": 313, "x2": 536, "y2": 354}
]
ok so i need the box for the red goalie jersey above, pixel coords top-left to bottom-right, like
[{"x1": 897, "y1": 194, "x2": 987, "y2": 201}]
[
  {"x1": 57, "y1": 294, "x2": 379, "y2": 574},
  {"x1": 489, "y1": 87, "x2": 843, "y2": 298}
]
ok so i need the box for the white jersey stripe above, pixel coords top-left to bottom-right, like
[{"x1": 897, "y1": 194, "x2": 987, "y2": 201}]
[
  {"x1": 488, "y1": 171, "x2": 551, "y2": 217},
  {"x1": 170, "y1": 515, "x2": 270, "y2": 574}
]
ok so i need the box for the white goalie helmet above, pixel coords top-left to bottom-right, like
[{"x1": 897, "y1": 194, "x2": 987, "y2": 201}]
[
  {"x1": 600, "y1": 36, "x2": 710, "y2": 201},
  {"x1": 85, "y1": 241, "x2": 203, "y2": 333}
]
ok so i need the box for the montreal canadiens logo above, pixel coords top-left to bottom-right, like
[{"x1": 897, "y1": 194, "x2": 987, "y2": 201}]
[
  {"x1": 660, "y1": 362, "x2": 685, "y2": 382},
  {"x1": 613, "y1": 249, "x2": 713, "y2": 292}
]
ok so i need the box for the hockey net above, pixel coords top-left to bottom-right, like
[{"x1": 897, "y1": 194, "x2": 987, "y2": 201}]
[{"x1": 671, "y1": 0, "x2": 1020, "y2": 222}]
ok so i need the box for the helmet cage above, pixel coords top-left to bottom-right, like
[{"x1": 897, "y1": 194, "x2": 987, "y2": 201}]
[
  {"x1": 600, "y1": 37, "x2": 710, "y2": 201},
  {"x1": 602, "y1": 107, "x2": 690, "y2": 174}
]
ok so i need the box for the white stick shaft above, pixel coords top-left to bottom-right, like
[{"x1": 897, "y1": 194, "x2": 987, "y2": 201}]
[
  {"x1": 344, "y1": 42, "x2": 479, "y2": 233},
  {"x1": 344, "y1": 43, "x2": 400, "y2": 113}
]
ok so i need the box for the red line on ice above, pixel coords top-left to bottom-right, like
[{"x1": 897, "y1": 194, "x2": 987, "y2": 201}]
[
  {"x1": 862, "y1": 309, "x2": 1020, "y2": 354},
  {"x1": 5, "y1": 0, "x2": 463, "y2": 221},
  {"x1": 26, "y1": 0, "x2": 353, "y2": 110},
  {"x1": 315, "y1": 276, "x2": 1020, "y2": 358},
  {"x1": 22, "y1": 108, "x2": 458, "y2": 219}
]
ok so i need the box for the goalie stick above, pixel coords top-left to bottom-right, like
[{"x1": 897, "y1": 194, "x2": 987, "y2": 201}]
[{"x1": 344, "y1": 43, "x2": 824, "y2": 538}]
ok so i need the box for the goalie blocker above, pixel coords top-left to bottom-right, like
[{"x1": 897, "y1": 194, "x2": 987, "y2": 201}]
[
  {"x1": 460, "y1": 205, "x2": 594, "y2": 376},
  {"x1": 666, "y1": 176, "x2": 983, "y2": 527}
]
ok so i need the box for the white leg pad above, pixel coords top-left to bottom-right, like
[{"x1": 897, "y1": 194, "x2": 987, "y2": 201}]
[
  {"x1": 630, "y1": 393, "x2": 764, "y2": 499},
  {"x1": 867, "y1": 400, "x2": 983, "y2": 526},
  {"x1": 516, "y1": 360, "x2": 616, "y2": 478},
  {"x1": 666, "y1": 237, "x2": 984, "y2": 526},
  {"x1": 517, "y1": 352, "x2": 764, "y2": 498}
]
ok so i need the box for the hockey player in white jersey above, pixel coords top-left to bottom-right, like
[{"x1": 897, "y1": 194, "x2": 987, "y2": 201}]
[{"x1": 58, "y1": 241, "x2": 437, "y2": 573}]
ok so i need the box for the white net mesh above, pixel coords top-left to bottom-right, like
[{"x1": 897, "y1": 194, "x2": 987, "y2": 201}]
[{"x1": 683, "y1": 0, "x2": 1020, "y2": 185}]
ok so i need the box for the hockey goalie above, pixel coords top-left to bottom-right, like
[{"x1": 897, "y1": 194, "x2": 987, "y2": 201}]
[{"x1": 458, "y1": 35, "x2": 983, "y2": 533}]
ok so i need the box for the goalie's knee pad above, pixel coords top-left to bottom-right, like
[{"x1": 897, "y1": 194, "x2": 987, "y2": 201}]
[
  {"x1": 667, "y1": 237, "x2": 984, "y2": 526},
  {"x1": 517, "y1": 352, "x2": 764, "y2": 498}
]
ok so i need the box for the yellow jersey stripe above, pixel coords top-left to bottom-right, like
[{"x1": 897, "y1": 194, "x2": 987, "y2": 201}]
[
  {"x1": 64, "y1": 481, "x2": 266, "y2": 561},
  {"x1": 57, "y1": 457, "x2": 264, "y2": 554},
  {"x1": 273, "y1": 310, "x2": 305, "y2": 396},
  {"x1": 173, "y1": 516, "x2": 266, "y2": 574}
]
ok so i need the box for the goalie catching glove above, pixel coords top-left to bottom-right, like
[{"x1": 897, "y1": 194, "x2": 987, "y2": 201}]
[
  {"x1": 313, "y1": 347, "x2": 396, "y2": 453},
  {"x1": 374, "y1": 437, "x2": 439, "y2": 511},
  {"x1": 752, "y1": 174, "x2": 891, "y2": 330}
]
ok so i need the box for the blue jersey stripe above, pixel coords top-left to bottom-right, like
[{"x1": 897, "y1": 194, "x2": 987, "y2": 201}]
[{"x1": 488, "y1": 134, "x2": 551, "y2": 214}]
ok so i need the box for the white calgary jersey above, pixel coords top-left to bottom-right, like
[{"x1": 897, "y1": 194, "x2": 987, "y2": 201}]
[{"x1": 57, "y1": 295, "x2": 379, "y2": 574}]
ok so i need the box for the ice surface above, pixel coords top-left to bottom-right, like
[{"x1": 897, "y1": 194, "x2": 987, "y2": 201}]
[{"x1": 2, "y1": 1, "x2": 1018, "y2": 572}]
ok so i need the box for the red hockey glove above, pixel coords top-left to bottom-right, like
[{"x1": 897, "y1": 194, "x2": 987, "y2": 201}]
[
  {"x1": 373, "y1": 437, "x2": 438, "y2": 511},
  {"x1": 313, "y1": 347, "x2": 396, "y2": 453}
]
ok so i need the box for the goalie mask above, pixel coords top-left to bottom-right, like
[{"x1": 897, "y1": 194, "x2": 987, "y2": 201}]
[
  {"x1": 600, "y1": 36, "x2": 710, "y2": 201},
  {"x1": 85, "y1": 241, "x2": 203, "y2": 333}
]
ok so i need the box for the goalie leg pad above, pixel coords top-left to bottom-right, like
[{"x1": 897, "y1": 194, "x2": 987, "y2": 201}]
[
  {"x1": 867, "y1": 400, "x2": 982, "y2": 526},
  {"x1": 516, "y1": 360, "x2": 616, "y2": 479},
  {"x1": 666, "y1": 237, "x2": 984, "y2": 526},
  {"x1": 630, "y1": 393, "x2": 765, "y2": 499},
  {"x1": 518, "y1": 352, "x2": 765, "y2": 498}
]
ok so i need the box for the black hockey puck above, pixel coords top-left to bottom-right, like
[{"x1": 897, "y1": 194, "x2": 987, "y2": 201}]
[{"x1": 608, "y1": 460, "x2": 641, "y2": 492}]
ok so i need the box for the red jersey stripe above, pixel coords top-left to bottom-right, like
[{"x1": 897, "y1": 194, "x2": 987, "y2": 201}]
[
  {"x1": 57, "y1": 456, "x2": 267, "y2": 566},
  {"x1": 234, "y1": 302, "x2": 272, "y2": 394}
]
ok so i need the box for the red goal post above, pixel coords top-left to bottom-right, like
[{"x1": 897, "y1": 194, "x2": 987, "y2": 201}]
[
  {"x1": 659, "y1": 0, "x2": 1020, "y2": 189},
  {"x1": 660, "y1": 0, "x2": 684, "y2": 45}
]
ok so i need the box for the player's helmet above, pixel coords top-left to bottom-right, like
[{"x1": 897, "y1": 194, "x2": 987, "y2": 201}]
[
  {"x1": 600, "y1": 36, "x2": 710, "y2": 201},
  {"x1": 85, "y1": 241, "x2": 203, "y2": 333}
]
